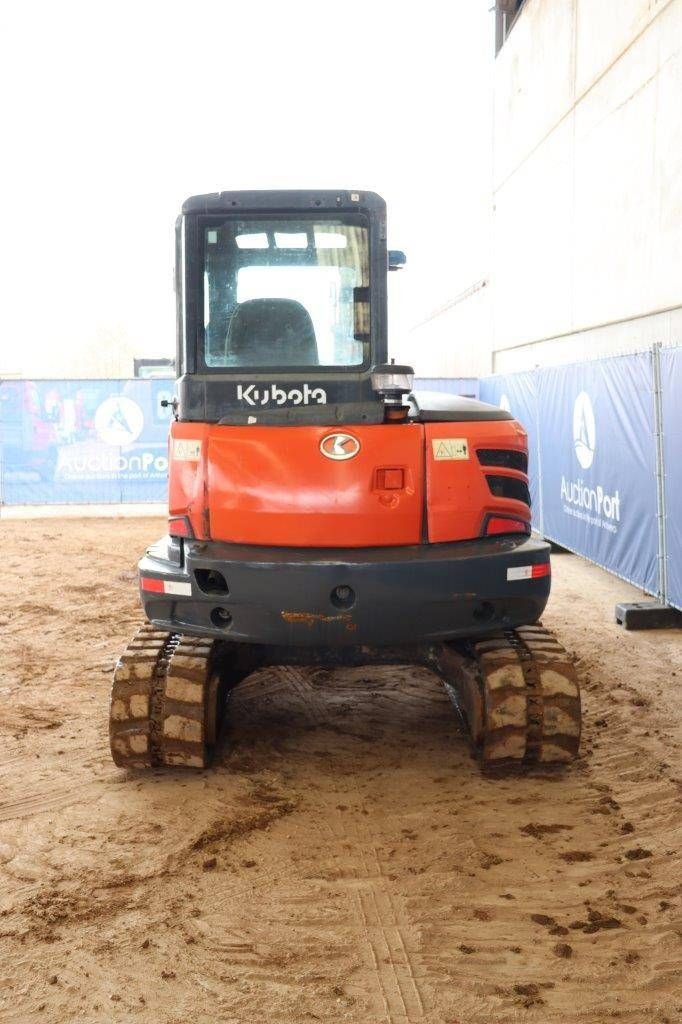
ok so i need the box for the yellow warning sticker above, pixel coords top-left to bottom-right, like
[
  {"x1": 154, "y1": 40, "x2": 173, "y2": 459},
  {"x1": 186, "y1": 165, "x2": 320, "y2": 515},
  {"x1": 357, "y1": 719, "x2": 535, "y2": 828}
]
[
  {"x1": 173, "y1": 439, "x2": 202, "y2": 461},
  {"x1": 431, "y1": 438, "x2": 469, "y2": 461}
]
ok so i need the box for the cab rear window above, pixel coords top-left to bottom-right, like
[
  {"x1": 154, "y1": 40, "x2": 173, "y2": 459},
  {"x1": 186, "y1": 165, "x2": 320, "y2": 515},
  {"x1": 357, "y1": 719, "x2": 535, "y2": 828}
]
[{"x1": 202, "y1": 217, "x2": 369, "y2": 369}]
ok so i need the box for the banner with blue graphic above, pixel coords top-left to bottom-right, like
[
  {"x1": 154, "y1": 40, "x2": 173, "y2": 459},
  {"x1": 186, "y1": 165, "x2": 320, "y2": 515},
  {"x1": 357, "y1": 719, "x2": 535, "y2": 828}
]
[
  {"x1": 538, "y1": 353, "x2": 659, "y2": 594},
  {"x1": 661, "y1": 348, "x2": 682, "y2": 611},
  {"x1": 479, "y1": 371, "x2": 541, "y2": 530},
  {"x1": 0, "y1": 379, "x2": 174, "y2": 504}
]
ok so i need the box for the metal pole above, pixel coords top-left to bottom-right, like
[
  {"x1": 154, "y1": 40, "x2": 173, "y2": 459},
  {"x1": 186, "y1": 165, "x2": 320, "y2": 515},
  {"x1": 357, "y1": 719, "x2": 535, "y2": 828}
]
[
  {"x1": 534, "y1": 372, "x2": 544, "y2": 537},
  {"x1": 0, "y1": 380, "x2": 4, "y2": 512},
  {"x1": 651, "y1": 342, "x2": 668, "y2": 604}
]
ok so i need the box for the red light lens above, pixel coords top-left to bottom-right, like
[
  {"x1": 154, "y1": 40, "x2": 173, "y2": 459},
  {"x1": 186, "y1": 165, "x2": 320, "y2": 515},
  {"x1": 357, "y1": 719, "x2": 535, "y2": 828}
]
[
  {"x1": 486, "y1": 516, "x2": 529, "y2": 536},
  {"x1": 140, "y1": 576, "x2": 165, "y2": 593},
  {"x1": 168, "y1": 516, "x2": 192, "y2": 538},
  {"x1": 376, "y1": 467, "x2": 405, "y2": 490},
  {"x1": 531, "y1": 562, "x2": 551, "y2": 579}
]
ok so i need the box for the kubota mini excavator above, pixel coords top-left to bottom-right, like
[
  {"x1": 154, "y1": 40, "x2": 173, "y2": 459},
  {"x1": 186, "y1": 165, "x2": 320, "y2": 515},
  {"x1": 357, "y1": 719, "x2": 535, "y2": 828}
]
[{"x1": 110, "y1": 191, "x2": 580, "y2": 771}]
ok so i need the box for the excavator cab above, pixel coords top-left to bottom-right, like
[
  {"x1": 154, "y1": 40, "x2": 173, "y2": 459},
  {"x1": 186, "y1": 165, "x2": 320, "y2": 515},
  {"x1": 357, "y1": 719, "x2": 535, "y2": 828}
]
[
  {"x1": 109, "y1": 190, "x2": 581, "y2": 773},
  {"x1": 176, "y1": 191, "x2": 391, "y2": 426}
]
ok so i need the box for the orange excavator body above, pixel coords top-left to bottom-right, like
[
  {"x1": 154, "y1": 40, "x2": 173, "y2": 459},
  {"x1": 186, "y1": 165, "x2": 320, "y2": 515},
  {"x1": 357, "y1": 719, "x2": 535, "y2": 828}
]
[
  {"x1": 137, "y1": 189, "x2": 549, "y2": 651},
  {"x1": 169, "y1": 418, "x2": 530, "y2": 548}
]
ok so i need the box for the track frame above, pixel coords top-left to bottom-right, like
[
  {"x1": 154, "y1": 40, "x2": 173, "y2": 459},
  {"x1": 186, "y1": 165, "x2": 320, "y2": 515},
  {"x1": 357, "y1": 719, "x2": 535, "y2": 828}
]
[{"x1": 109, "y1": 623, "x2": 581, "y2": 771}]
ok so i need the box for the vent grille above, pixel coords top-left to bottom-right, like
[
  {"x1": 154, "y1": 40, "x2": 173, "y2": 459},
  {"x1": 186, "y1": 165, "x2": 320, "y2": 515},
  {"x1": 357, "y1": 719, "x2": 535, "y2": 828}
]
[
  {"x1": 486, "y1": 474, "x2": 531, "y2": 506},
  {"x1": 477, "y1": 448, "x2": 528, "y2": 473}
]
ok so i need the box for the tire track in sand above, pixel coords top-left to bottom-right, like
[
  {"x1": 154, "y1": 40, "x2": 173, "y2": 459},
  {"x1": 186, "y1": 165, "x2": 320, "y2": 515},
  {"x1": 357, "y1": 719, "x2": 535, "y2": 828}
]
[
  {"x1": 0, "y1": 787, "x2": 84, "y2": 823},
  {"x1": 282, "y1": 663, "x2": 430, "y2": 1021}
]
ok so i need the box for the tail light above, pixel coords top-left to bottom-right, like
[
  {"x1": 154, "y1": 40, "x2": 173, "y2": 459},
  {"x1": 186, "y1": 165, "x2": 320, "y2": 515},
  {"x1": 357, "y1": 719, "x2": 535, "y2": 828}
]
[
  {"x1": 507, "y1": 562, "x2": 551, "y2": 580},
  {"x1": 140, "y1": 575, "x2": 192, "y2": 596},
  {"x1": 140, "y1": 576, "x2": 164, "y2": 593},
  {"x1": 168, "y1": 515, "x2": 193, "y2": 538},
  {"x1": 485, "y1": 515, "x2": 530, "y2": 536}
]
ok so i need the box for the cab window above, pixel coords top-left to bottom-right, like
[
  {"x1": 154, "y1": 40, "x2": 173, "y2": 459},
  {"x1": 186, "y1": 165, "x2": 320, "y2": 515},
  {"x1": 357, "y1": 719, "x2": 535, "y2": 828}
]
[{"x1": 202, "y1": 218, "x2": 369, "y2": 369}]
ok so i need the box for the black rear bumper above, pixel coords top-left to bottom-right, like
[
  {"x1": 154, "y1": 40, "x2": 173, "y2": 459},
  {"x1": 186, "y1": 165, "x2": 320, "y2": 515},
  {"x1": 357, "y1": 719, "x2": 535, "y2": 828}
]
[{"x1": 138, "y1": 535, "x2": 551, "y2": 647}]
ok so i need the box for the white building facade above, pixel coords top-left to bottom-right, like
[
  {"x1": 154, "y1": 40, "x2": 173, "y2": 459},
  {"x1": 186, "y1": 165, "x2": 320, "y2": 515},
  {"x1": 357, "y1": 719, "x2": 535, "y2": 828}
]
[{"x1": 412, "y1": 0, "x2": 682, "y2": 376}]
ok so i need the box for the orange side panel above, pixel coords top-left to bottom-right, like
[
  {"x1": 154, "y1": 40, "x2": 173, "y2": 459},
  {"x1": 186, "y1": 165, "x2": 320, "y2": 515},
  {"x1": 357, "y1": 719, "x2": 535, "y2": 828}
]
[
  {"x1": 168, "y1": 422, "x2": 211, "y2": 539},
  {"x1": 424, "y1": 420, "x2": 530, "y2": 543},
  {"x1": 168, "y1": 418, "x2": 529, "y2": 548},
  {"x1": 205, "y1": 424, "x2": 424, "y2": 547}
]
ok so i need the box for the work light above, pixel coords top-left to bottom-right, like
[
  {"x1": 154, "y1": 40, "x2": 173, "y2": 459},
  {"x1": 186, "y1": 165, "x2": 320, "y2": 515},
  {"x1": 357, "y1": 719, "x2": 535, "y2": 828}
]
[{"x1": 370, "y1": 363, "x2": 415, "y2": 406}]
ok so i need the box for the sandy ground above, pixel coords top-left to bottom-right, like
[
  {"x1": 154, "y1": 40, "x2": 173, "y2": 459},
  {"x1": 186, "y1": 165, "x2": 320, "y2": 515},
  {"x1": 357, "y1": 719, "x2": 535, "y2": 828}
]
[{"x1": 0, "y1": 518, "x2": 680, "y2": 1024}]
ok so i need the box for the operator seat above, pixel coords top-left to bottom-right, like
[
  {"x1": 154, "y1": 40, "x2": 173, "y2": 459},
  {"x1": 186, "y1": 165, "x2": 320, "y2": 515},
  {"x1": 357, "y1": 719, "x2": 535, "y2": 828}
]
[{"x1": 226, "y1": 298, "x2": 319, "y2": 366}]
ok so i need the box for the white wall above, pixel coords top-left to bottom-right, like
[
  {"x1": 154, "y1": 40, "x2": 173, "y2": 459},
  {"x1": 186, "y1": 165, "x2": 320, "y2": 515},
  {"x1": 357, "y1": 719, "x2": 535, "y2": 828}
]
[
  {"x1": 494, "y1": 0, "x2": 682, "y2": 367},
  {"x1": 411, "y1": 0, "x2": 682, "y2": 375},
  {"x1": 404, "y1": 281, "x2": 493, "y2": 377}
]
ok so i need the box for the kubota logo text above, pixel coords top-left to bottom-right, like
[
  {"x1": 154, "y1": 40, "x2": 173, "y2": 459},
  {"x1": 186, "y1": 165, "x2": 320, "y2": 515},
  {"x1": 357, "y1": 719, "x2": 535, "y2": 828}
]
[
  {"x1": 237, "y1": 383, "x2": 327, "y2": 406},
  {"x1": 319, "y1": 433, "x2": 360, "y2": 461}
]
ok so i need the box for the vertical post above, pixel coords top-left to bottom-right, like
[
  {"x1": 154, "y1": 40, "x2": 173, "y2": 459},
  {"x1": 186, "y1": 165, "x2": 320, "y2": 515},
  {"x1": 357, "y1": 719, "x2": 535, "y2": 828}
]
[
  {"x1": 494, "y1": 6, "x2": 505, "y2": 55},
  {"x1": 534, "y1": 370, "x2": 544, "y2": 537},
  {"x1": 0, "y1": 380, "x2": 4, "y2": 512},
  {"x1": 651, "y1": 342, "x2": 668, "y2": 605}
]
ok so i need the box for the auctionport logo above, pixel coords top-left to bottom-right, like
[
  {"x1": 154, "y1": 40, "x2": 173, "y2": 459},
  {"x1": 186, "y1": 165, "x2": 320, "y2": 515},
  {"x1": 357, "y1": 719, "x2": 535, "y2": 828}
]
[
  {"x1": 561, "y1": 390, "x2": 620, "y2": 530},
  {"x1": 95, "y1": 396, "x2": 144, "y2": 446},
  {"x1": 573, "y1": 391, "x2": 596, "y2": 470}
]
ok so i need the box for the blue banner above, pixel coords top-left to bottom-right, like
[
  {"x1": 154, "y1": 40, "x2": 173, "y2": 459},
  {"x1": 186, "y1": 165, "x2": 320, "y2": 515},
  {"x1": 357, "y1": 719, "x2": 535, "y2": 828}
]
[
  {"x1": 479, "y1": 371, "x2": 541, "y2": 530},
  {"x1": 538, "y1": 353, "x2": 659, "y2": 595},
  {"x1": 0, "y1": 379, "x2": 174, "y2": 504},
  {"x1": 661, "y1": 347, "x2": 682, "y2": 611}
]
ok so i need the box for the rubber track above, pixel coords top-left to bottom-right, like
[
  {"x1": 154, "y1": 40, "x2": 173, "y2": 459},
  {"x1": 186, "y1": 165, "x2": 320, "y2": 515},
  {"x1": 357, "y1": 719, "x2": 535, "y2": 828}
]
[
  {"x1": 109, "y1": 624, "x2": 217, "y2": 769},
  {"x1": 471, "y1": 624, "x2": 581, "y2": 767},
  {"x1": 110, "y1": 623, "x2": 580, "y2": 772}
]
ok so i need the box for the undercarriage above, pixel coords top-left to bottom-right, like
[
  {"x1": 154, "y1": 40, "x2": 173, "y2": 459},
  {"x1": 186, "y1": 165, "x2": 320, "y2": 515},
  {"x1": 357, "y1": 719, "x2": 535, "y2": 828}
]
[{"x1": 110, "y1": 623, "x2": 581, "y2": 771}]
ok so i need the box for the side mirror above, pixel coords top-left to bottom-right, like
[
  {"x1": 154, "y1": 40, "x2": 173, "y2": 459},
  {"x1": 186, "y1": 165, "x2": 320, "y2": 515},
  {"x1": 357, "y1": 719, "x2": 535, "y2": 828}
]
[{"x1": 388, "y1": 250, "x2": 406, "y2": 271}]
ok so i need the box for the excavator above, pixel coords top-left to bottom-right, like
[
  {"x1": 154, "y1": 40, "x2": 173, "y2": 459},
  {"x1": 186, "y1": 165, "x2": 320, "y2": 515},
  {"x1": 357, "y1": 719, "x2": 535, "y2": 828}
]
[{"x1": 109, "y1": 190, "x2": 580, "y2": 772}]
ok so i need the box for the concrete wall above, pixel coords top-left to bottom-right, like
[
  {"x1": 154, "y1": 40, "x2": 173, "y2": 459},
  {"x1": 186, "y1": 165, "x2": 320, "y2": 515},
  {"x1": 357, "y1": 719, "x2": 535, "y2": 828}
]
[
  {"x1": 407, "y1": 281, "x2": 492, "y2": 377},
  {"x1": 412, "y1": 0, "x2": 682, "y2": 374},
  {"x1": 493, "y1": 0, "x2": 682, "y2": 370}
]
